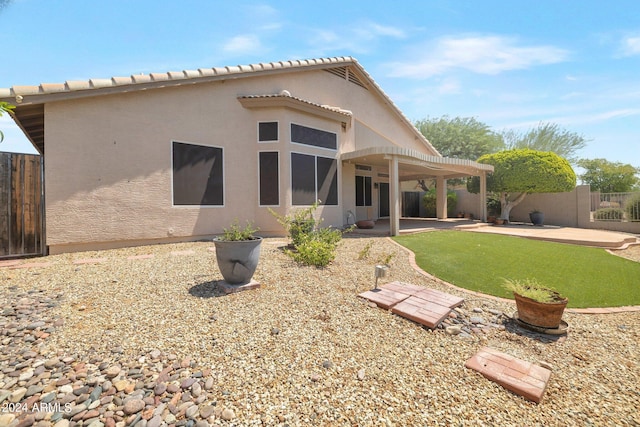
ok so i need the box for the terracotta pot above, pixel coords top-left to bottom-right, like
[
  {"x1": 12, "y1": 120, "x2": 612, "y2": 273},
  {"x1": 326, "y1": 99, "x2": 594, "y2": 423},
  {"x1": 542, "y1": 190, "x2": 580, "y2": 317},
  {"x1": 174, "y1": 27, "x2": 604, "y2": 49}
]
[
  {"x1": 356, "y1": 220, "x2": 375, "y2": 229},
  {"x1": 494, "y1": 218, "x2": 505, "y2": 225},
  {"x1": 513, "y1": 292, "x2": 568, "y2": 329}
]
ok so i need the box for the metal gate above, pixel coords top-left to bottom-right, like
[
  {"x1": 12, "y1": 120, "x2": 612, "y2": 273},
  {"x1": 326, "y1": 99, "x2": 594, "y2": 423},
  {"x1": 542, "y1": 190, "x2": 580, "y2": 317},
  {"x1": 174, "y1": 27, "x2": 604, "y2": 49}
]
[{"x1": 0, "y1": 152, "x2": 45, "y2": 258}]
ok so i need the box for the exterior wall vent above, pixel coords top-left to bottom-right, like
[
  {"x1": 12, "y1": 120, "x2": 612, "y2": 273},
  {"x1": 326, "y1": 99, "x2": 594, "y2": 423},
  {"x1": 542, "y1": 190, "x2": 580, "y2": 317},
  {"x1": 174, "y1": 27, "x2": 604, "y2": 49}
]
[{"x1": 324, "y1": 67, "x2": 368, "y2": 90}]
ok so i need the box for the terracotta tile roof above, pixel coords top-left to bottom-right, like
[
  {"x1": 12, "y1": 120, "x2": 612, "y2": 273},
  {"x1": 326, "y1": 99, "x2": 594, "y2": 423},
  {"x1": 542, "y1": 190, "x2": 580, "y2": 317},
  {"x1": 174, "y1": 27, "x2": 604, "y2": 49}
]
[
  {"x1": 0, "y1": 57, "x2": 359, "y2": 98},
  {"x1": 0, "y1": 56, "x2": 438, "y2": 156},
  {"x1": 238, "y1": 91, "x2": 353, "y2": 118}
]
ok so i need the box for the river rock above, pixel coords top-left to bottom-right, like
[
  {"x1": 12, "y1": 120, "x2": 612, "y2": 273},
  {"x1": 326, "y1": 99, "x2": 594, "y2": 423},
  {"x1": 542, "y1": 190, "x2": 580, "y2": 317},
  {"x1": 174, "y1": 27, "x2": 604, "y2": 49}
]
[{"x1": 123, "y1": 399, "x2": 145, "y2": 415}]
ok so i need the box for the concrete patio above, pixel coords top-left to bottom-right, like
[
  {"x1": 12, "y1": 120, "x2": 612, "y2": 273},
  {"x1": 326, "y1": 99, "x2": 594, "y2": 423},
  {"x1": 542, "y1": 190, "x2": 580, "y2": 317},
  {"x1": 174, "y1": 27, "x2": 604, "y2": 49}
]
[{"x1": 351, "y1": 218, "x2": 639, "y2": 249}]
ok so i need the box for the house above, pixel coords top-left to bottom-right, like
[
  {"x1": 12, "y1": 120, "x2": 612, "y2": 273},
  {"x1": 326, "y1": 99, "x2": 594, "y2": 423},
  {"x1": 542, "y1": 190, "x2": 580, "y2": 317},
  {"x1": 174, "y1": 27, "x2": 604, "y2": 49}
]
[{"x1": 0, "y1": 56, "x2": 493, "y2": 254}]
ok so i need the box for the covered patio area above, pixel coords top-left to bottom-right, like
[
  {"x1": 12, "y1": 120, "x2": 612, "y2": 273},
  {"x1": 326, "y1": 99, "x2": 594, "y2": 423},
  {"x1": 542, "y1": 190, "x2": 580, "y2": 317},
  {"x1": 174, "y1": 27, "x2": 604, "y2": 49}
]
[
  {"x1": 341, "y1": 146, "x2": 494, "y2": 236},
  {"x1": 349, "y1": 217, "x2": 482, "y2": 236},
  {"x1": 348, "y1": 217, "x2": 639, "y2": 249}
]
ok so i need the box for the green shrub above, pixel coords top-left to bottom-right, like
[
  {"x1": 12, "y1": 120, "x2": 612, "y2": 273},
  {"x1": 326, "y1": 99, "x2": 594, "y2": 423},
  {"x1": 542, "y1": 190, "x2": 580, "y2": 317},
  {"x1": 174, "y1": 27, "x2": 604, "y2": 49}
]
[
  {"x1": 502, "y1": 278, "x2": 565, "y2": 303},
  {"x1": 625, "y1": 193, "x2": 640, "y2": 221},
  {"x1": 594, "y1": 207, "x2": 625, "y2": 221},
  {"x1": 269, "y1": 203, "x2": 318, "y2": 246},
  {"x1": 357, "y1": 241, "x2": 373, "y2": 260},
  {"x1": 288, "y1": 237, "x2": 337, "y2": 267},
  {"x1": 286, "y1": 226, "x2": 346, "y2": 267},
  {"x1": 422, "y1": 189, "x2": 457, "y2": 217},
  {"x1": 487, "y1": 195, "x2": 501, "y2": 216},
  {"x1": 270, "y1": 202, "x2": 352, "y2": 267},
  {"x1": 220, "y1": 220, "x2": 259, "y2": 241}
]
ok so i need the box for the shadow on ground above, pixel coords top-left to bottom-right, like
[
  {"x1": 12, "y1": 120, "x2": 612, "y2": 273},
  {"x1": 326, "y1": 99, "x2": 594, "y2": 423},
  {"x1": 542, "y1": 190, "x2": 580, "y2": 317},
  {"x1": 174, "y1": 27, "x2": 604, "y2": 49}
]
[
  {"x1": 503, "y1": 317, "x2": 567, "y2": 343},
  {"x1": 188, "y1": 281, "x2": 227, "y2": 298}
]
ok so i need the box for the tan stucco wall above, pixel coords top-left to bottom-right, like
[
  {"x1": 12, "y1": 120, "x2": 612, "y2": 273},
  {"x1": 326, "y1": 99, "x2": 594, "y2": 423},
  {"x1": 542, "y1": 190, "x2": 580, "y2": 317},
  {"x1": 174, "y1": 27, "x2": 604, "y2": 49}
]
[
  {"x1": 44, "y1": 69, "x2": 426, "y2": 252},
  {"x1": 455, "y1": 185, "x2": 640, "y2": 233}
]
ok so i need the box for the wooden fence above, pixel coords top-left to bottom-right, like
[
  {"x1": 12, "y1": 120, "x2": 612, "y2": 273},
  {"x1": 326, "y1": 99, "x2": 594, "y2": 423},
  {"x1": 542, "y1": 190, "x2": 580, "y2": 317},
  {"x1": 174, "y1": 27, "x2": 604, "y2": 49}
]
[{"x1": 0, "y1": 152, "x2": 44, "y2": 258}]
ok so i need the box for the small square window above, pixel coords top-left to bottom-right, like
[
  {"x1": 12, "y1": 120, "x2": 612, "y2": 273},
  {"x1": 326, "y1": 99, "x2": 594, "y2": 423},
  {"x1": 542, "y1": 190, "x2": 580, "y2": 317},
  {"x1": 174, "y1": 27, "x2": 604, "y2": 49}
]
[{"x1": 259, "y1": 122, "x2": 278, "y2": 142}]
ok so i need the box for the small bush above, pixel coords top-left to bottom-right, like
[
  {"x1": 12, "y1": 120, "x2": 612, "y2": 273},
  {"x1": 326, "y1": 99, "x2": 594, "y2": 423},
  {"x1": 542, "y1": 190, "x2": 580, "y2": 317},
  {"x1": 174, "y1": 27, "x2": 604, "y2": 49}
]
[
  {"x1": 270, "y1": 202, "x2": 351, "y2": 267},
  {"x1": 487, "y1": 195, "x2": 501, "y2": 216},
  {"x1": 377, "y1": 252, "x2": 395, "y2": 266},
  {"x1": 221, "y1": 220, "x2": 259, "y2": 241},
  {"x1": 625, "y1": 193, "x2": 640, "y2": 221},
  {"x1": 422, "y1": 189, "x2": 457, "y2": 217},
  {"x1": 502, "y1": 278, "x2": 565, "y2": 303},
  {"x1": 594, "y1": 207, "x2": 625, "y2": 221},
  {"x1": 269, "y1": 203, "x2": 318, "y2": 246},
  {"x1": 288, "y1": 237, "x2": 337, "y2": 267},
  {"x1": 357, "y1": 241, "x2": 374, "y2": 260}
]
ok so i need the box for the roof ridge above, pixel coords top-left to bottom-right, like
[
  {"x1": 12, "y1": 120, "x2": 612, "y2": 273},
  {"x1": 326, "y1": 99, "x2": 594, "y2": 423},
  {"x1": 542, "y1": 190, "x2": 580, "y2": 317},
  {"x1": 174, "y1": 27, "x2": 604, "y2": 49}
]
[{"x1": 0, "y1": 56, "x2": 358, "y2": 97}]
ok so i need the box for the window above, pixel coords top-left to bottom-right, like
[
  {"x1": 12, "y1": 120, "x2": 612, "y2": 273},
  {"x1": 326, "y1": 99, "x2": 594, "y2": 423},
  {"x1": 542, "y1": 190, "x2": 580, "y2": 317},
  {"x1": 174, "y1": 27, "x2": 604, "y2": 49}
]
[
  {"x1": 316, "y1": 156, "x2": 338, "y2": 205},
  {"x1": 355, "y1": 175, "x2": 372, "y2": 206},
  {"x1": 259, "y1": 122, "x2": 278, "y2": 142},
  {"x1": 172, "y1": 141, "x2": 224, "y2": 206},
  {"x1": 291, "y1": 123, "x2": 337, "y2": 150},
  {"x1": 291, "y1": 153, "x2": 338, "y2": 206},
  {"x1": 259, "y1": 151, "x2": 279, "y2": 206}
]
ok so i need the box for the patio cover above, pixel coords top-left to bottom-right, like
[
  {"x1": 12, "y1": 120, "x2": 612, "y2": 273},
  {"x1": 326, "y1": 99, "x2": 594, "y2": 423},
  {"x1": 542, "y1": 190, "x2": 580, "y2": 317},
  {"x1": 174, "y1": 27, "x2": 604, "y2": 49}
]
[{"x1": 341, "y1": 146, "x2": 494, "y2": 235}]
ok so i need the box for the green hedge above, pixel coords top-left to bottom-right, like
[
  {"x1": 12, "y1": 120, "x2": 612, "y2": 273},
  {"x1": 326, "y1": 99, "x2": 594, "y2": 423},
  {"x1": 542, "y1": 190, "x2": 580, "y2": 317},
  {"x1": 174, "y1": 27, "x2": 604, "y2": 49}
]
[
  {"x1": 594, "y1": 208, "x2": 625, "y2": 221},
  {"x1": 422, "y1": 189, "x2": 457, "y2": 217},
  {"x1": 625, "y1": 193, "x2": 640, "y2": 221}
]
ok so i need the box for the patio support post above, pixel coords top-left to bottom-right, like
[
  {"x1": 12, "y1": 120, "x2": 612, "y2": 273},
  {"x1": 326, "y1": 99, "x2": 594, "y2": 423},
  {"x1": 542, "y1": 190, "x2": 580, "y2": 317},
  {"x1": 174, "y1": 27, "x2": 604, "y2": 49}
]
[
  {"x1": 389, "y1": 155, "x2": 400, "y2": 236},
  {"x1": 436, "y1": 176, "x2": 447, "y2": 219},
  {"x1": 479, "y1": 171, "x2": 487, "y2": 222}
]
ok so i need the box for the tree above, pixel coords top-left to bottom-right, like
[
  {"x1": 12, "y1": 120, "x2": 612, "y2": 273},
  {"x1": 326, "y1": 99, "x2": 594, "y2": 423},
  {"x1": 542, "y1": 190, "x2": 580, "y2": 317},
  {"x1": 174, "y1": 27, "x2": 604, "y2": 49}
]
[
  {"x1": 0, "y1": 101, "x2": 16, "y2": 143},
  {"x1": 577, "y1": 158, "x2": 640, "y2": 192},
  {"x1": 468, "y1": 149, "x2": 576, "y2": 220},
  {"x1": 414, "y1": 115, "x2": 504, "y2": 190},
  {"x1": 502, "y1": 122, "x2": 588, "y2": 164}
]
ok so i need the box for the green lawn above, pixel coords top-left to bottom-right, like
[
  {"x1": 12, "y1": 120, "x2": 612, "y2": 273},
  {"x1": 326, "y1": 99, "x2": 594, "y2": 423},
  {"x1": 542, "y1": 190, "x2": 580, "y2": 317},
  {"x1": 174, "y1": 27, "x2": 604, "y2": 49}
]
[{"x1": 392, "y1": 230, "x2": 640, "y2": 308}]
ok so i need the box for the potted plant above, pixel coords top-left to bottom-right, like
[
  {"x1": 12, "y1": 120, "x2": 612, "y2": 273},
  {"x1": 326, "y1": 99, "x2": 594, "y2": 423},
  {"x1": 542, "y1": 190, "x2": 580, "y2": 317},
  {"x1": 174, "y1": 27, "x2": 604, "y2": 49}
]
[
  {"x1": 486, "y1": 196, "x2": 501, "y2": 224},
  {"x1": 213, "y1": 220, "x2": 262, "y2": 285},
  {"x1": 529, "y1": 209, "x2": 544, "y2": 226},
  {"x1": 503, "y1": 278, "x2": 568, "y2": 329}
]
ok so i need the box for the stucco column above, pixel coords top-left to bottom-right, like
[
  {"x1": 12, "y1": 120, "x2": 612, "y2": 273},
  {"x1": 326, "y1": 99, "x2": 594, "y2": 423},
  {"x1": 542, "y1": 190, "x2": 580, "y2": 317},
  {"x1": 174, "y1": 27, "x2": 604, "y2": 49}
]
[
  {"x1": 436, "y1": 176, "x2": 447, "y2": 219},
  {"x1": 479, "y1": 171, "x2": 487, "y2": 222},
  {"x1": 389, "y1": 156, "x2": 400, "y2": 236}
]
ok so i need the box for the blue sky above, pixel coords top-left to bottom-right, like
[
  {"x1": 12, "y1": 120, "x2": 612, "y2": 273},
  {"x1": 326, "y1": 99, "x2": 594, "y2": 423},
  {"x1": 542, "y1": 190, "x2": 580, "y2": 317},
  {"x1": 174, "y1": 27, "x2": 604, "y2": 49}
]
[{"x1": 0, "y1": 0, "x2": 638, "y2": 168}]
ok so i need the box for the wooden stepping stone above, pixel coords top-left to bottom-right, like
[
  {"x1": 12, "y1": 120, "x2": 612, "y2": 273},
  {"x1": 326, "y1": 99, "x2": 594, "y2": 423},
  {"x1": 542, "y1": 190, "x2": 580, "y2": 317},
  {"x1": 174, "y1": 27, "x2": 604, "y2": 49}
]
[
  {"x1": 8, "y1": 262, "x2": 52, "y2": 269},
  {"x1": 358, "y1": 287, "x2": 411, "y2": 310},
  {"x1": 390, "y1": 295, "x2": 452, "y2": 329},
  {"x1": 73, "y1": 258, "x2": 107, "y2": 265},
  {"x1": 380, "y1": 281, "x2": 425, "y2": 295},
  {"x1": 0, "y1": 260, "x2": 20, "y2": 268},
  {"x1": 381, "y1": 282, "x2": 464, "y2": 308},
  {"x1": 413, "y1": 288, "x2": 464, "y2": 308},
  {"x1": 464, "y1": 346, "x2": 552, "y2": 403}
]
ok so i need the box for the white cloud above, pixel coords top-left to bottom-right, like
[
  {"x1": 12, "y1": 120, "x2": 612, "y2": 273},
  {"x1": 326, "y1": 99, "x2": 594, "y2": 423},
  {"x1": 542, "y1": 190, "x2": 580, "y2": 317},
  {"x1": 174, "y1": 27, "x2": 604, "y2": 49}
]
[
  {"x1": 620, "y1": 35, "x2": 640, "y2": 56},
  {"x1": 357, "y1": 22, "x2": 406, "y2": 39},
  {"x1": 589, "y1": 108, "x2": 640, "y2": 121},
  {"x1": 308, "y1": 21, "x2": 406, "y2": 55},
  {"x1": 222, "y1": 35, "x2": 263, "y2": 54},
  {"x1": 436, "y1": 78, "x2": 461, "y2": 94},
  {"x1": 387, "y1": 35, "x2": 569, "y2": 79}
]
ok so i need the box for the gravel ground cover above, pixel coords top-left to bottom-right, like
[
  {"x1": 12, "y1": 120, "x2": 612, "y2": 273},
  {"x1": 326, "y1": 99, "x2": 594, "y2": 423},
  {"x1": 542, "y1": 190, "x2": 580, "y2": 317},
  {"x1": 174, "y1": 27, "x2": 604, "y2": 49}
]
[{"x1": 1, "y1": 235, "x2": 639, "y2": 427}]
